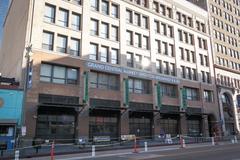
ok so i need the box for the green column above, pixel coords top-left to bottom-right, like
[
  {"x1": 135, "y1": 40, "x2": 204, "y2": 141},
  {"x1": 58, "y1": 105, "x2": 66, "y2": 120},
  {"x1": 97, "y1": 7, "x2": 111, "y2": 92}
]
[
  {"x1": 180, "y1": 88, "x2": 187, "y2": 110},
  {"x1": 83, "y1": 71, "x2": 89, "y2": 104},
  {"x1": 123, "y1": 78, "x2": 129, "y2": 107},
  {"x1": 156, "y1": 83, "x2": 162, "y2": 110}
]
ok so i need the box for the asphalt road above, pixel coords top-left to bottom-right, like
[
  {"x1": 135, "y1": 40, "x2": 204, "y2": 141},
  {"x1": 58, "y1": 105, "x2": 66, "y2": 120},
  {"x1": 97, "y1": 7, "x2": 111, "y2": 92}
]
[{"x1": 85, "y1": 143, "x2": 240, "y2": 160}]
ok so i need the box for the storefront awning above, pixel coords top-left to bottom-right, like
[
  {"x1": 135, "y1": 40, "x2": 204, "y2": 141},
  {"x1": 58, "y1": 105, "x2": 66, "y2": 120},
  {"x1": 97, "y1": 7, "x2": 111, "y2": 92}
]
[
  {"x1": 0, "y1": 119, "x2": 17, "y2": 125},
  {"x1": 90, "y1": 105, "x2": 127, "y2": 111}
]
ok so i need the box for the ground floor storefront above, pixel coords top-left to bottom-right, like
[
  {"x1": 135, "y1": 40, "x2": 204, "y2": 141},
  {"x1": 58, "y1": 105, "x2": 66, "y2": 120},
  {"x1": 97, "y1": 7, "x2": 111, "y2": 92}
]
[{"x1": 34, "y1": 98, "x2": 213, "y2": 142}]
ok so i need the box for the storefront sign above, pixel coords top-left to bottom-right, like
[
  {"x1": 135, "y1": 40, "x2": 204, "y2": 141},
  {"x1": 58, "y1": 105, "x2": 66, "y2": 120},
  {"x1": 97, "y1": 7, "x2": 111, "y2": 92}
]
[
  {"x1": 93, "y1": 136, "x2": 110, "y2": 142},
  {"x1": 121, "y1": 134, "x2": 136, "y2": 141},
  {"x1": 86, "y1": 61, "x2": 180, "y2": 84}
]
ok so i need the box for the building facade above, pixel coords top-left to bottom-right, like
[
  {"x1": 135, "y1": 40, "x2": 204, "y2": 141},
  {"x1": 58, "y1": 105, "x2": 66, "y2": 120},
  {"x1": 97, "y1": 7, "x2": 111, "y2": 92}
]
[
  {"x1": 208, "y1": 0, "x2": 240, "y2": 135},
  {"x1": 0, "y1": 77, "x2": 23, "y2": 150},
  {"x1": 0, "y1": 0, "x2": 220, "y2": 143}
]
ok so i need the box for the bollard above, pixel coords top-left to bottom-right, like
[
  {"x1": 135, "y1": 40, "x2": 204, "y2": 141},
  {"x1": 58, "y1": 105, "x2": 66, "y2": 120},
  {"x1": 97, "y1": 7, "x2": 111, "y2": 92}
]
[
  {"x1": 211, "y1": 137, "x2": 215, "y2": 146},
  {"x1": 234, "y1": 136, "x2": 238, "y2": 143},
  {"x1": 50, "y1": 141, "x2": 55, "y2": 160},
  {"x1": 133, "y1": 137, "x2": 139, "y2": 153},
  {"x1": 15, "y1": 150, "x2": 19, "y2": 160},
  {"x1": 180, "y1": 136, "x2": 186, "y2": 148},
  {"x1": 144, "y1": 142, "x2": 148, "y2": 152},
  {"x1": 92, "y1": 145, "x2": 95, "y2": 157}
]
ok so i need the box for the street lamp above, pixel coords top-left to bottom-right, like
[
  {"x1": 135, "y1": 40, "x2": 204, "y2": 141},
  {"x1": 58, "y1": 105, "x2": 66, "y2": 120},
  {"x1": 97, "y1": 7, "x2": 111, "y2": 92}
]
[{"x1": 20, "y1": 44, "x2": 32, "y2": 135}]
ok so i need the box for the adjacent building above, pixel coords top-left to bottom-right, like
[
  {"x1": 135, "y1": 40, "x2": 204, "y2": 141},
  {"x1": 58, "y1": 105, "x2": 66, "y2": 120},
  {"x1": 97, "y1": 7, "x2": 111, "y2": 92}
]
[
  {"x1": 0, "y1": 77, "x2": 23, "y2": 150},
  {"x1": 208, "y1": 0, "x2": 240, "y2": 135},
  {"x1": 0, "y1": 0, "x2": 220, "y2": 143}
]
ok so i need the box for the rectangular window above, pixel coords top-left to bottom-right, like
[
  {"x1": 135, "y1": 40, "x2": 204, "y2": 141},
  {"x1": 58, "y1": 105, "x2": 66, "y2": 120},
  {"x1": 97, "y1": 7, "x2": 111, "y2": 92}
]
[
  {"x1": 160, "y1": 83, "x2": 177, "y2": 98},
  {"x1": 101, "y1": 22, "x2": 109, "y2": 38},
  {"x1": 126, "y1": 30, "x2": 133, "y2": 45},
  {"x1": 127, "y1": 52, "x2": 134, "y2": 67},
  {"x1": 162, "y1": 42, "x2": 167, "y2": 55},
  {"x1": 44, "y1": 3, "x2": 55, "y2": 23},
  {"x1": 89, "y1": 43, "x2": 98, "y2": 60},
  {"x1": 59, "y1": 8, "x2": 69, "y2": 27},
  {"x1": 70, "y1": 38, "x2": 80, "y2": 56},
  {"x1": 134, "y1": 13, "x2": 141, "y2": 26},
  {"x1": 126, "y1": 9, "x2": 132, "y2": 23},
  {"x1": 204, "y1": 90, "x2": 214, "y2": 102},
  {"x1": 111, "y1": 4, "x2": 119, "y2": 18},
  {"x1": 135, "y1": 54, "x2": 142, "y2": 69},
  {"x1": 100, "y1": 46, "x2": 109, "y2": 62},
  {"x1": 91, "y1": 19, "x2": 99, "y2": 35},
  {"x1": 102, "y1": 0, "x2": 109, "y2": 15},
  {"x1": 57, "y1": 34, "x2": 67, "y2": 53},
  {"x1": 169, "y1": 63, "x2": 175, "y2": 76},
  {"x1": 71, "y1": 12, "x2": 81, "y2": 30},
  {"x1": 42, "y1": 31, "x2": 54, "y2": 51},
  {"x1": 155, "y1": 40, "x2": 161, "y2": 54},
  {"x1": 142, "y1": 36, "x2": 149, "y2": 50},
  {"x1": 111, "y1": 25, "x2": 118, "y2": 41},
  {"x1": 142, "y1": 16, "x2": 148, "y2": 29},
  {"x1": 186, "y1": 87, "x2": 199, "y2": 101},
  {"x1": 91, "y1": 0, "x2": 99, "y2": 11},
  {"x1": 181, "y1": 66, "x2": 185, "y2": 78},
  {"x1": 90, "y1": 72, "x2": 119, "y2": 90},
  {"x1": 163, "y1": 61, "x2": 169, "y2": 75},
  {"x1": 135, "y1": 33, "x2": 141, "y2": 48},
  {"x1": 129, "y1": 78, "x2": 151, "y2": 94},
  {"x1": 40, "y1": 63, "x2": 78, "y2": 85},
  {"x1": 154, "y1": 20, "x2": 160, "y2": 33},
  {"x1": 111, "y1": 48, "x2": 118, "y2": 64},
  {"x1": 156, "y1": 60, "x2": 162, "y2": 73}
]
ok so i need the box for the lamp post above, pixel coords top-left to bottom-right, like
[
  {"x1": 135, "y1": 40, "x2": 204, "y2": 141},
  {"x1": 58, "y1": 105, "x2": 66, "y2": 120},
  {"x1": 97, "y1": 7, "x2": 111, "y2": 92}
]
[{"x1": 20, "y1": 44, "x2": 32, "y2": 134}]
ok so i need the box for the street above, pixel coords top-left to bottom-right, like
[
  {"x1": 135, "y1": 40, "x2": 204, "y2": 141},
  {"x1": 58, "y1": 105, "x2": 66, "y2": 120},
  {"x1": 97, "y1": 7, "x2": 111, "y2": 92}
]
[{"x1": 24, "y1": 142, "x2": 240, "y2": 160}]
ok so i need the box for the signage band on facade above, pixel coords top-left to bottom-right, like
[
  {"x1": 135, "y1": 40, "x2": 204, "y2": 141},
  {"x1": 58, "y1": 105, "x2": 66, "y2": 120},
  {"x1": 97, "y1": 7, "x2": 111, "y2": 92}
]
[{"x1": 85, "y1": 61, "x2": 180, "y2": 84}]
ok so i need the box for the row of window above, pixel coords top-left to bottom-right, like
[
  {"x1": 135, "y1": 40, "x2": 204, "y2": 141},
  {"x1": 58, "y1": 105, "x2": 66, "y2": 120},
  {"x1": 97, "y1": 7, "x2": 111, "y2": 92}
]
[
  {"x1": 217, "y1": 74, "x2": 240, "y2": 89},
  {"x1": 153, "y1": 1, "x2": 173, "y2": 19},
  {"x1": 44, "y1": 3, "x2": 81, "y2": 31},
  {"x1": 126, "y1": 9, "x2": 149, "y2": 29},
  {"x1": 201, "y1": 71, "x2": 211, "y2": 83},
  {"x1": 180, "y1": 66, "x2": 198, "y2": 81},
  {"x1": 91, "y1": 0, "x2": 119, "y2": 18},
  {"x1": 90, "y1": 19, "x2": 119, "y2": 41},
  {"x1": 155, "y1": 40, "x2": 174, "y2": 57},
  {"x1": 215, "y1": 43, "x2": 240, "y2": 60},
  {"x1": 216, "y1": 57, "x2": 240, "y2": 71},
  {"x1": 39, "y1": 63, "x2": 214, "y2": 102},
  {"x1": 176, "y1": 12, "x2": 193, "y2": 28},
  {"x1": 214, "y1": 29, "x2": 239, "y2": 47},
  {"x1": 127, "y1": 0, "x2": 149, "y2": 8},
  {"x1": 178, "y1": 29, "x2": 194, "y2": 45},
  {"x1": 126, "y1": 52, "x2": 150, "y2": 71},
  {"x1": 89, "y1": 43, "x2": 119, "y2": 64},
  {"x1": 212, "y1": 16, "x2": 240, "y2": 38},
  {"x1": 42, "y1": 31, "x2": 81, "y2": 56},
  {"x1": 126, "y1": 30, "x2": 149, "y2": 50},
  {"x1": 154, "y1": 20, "x2": 174, "y2": 38},
  {"x1": 156, "y1": 60, "x2": 176, "y2": 76},
  {"x1": 179, "y1": 47, "x2": 196, "y2": 63}
]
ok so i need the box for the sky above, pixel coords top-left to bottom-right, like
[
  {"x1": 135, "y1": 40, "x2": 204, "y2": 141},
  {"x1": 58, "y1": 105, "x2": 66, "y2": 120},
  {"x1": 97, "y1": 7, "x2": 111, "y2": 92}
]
[{"x1": 0, "y1": 0, "x2": 10, "y2": 43}]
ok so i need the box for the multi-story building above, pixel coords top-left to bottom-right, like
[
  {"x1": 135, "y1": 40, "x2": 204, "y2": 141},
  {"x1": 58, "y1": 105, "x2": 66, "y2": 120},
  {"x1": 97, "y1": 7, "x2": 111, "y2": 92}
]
[
  {"x1": 0, "y1": 0, "x2": 219, "y2": 143},
  {"x1": 208, "y1": 0, "x2": 240, "y2": 135}
]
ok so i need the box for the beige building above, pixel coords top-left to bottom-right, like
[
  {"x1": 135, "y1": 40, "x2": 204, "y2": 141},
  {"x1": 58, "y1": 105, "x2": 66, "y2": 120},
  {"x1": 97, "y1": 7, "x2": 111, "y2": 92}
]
[
  {"x1": 0, "y1": 0, "x2": 219, "y2": 143},
  {"x1": 208, "y1": 0, "x2": 240, "y2": 135}
]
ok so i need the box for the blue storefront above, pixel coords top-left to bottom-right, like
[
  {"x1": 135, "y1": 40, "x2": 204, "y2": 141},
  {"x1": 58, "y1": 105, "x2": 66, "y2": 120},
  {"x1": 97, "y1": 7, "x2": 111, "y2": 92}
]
[{"x1": 0, "y1": 89, "x2": 23, "y2": 150}]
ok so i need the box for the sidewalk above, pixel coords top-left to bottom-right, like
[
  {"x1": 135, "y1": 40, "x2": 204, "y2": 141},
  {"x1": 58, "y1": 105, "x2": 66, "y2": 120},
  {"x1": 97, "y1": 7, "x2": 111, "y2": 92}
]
[{"x1": 22, "y1": 141, "x2": 235, "y2": 160}]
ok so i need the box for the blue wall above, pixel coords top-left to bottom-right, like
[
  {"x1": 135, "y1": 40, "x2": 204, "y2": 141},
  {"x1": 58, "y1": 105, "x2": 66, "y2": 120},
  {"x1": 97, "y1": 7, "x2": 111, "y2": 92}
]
[{"x1": 0, "y1": 89, "x2": 23, "y2": 125}]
